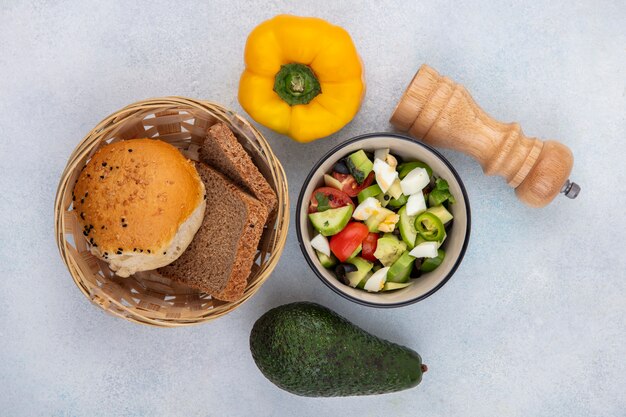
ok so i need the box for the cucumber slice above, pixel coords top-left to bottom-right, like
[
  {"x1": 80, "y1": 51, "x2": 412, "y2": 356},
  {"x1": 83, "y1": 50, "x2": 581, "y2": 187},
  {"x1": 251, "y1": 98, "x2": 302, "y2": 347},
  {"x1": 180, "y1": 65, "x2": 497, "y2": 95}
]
[
  {"x1": 345, "y1": 257, "x2": 374, "y2": 287},
  {"x1": 398, "y1": 206, "x2": 418, "y2": 249},
  {"x1": 357, "y1": 272, "x2": 373, "y2": 289},
  {"x1": 387, "y1": 250, "x2": 415, "y2": 283},
  {"x1": 308, "y1": 205, "x2": 353, "y2": 236},
  {"x1": 398, "y1": 161, "x2": 433, "y2": 179},
  {"x1": 382, "y1": 281, "x2": 413, "y2": 291},
  {"x1": 346, "y1": 150, "x2": 374, "y2": 185},
  {"x1": 323, "y1": 174, "x2": 343, "y2": 191},
  {"x1": 420, "y1": 249, "x2": 445, "y2": 272},
  {"x1": 426, "y1": 205, "x2": 453, "y2": 224},
  {"x1": 387, "y1": 194, "x2": 408, "y2": 209},
  {"x1": 347, "y1": 244, "x2": 362, "y2": 261},
  {"x1": 316, "y1": 250, "x2": 338, "y2": 268},
  {"x1": 357, "y1": 184, "x2": 382, "y2": 203}
]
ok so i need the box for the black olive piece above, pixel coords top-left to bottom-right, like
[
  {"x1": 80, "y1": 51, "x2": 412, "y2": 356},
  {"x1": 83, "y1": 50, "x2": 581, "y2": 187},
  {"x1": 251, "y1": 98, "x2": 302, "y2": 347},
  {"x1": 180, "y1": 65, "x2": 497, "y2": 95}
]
[
  {"x1": 414, "y1": 258, "x2": 423, "y2": 270},
  {"x1": 445, "y1": 219, "x2": 454, "y2": 231},
  {"x1": 411, "y1": 259, "x2": 423, "y2": 278},
  {"x1": 334, "y1": 263, "x2": 358, "y2": 284},
  {"x1": 333, "y1": 160, "x2": 350, "y2": 175}
]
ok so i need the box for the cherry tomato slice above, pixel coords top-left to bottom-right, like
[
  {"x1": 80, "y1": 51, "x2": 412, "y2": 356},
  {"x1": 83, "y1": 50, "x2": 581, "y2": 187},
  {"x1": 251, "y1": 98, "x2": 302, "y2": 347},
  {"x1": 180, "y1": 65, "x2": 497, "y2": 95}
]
[
  {"x1": 361, "y1": 232, "x2": 379, "y2": 262},
  {"x1": 329, "y1": 222, "x2": 369, "y2": 262},
  {"x1": 308, "y1": 187, "x2": 354, "y2": 213},
  {"x1": 331, "y1": 171, "x2": 375, "y2": 197}
]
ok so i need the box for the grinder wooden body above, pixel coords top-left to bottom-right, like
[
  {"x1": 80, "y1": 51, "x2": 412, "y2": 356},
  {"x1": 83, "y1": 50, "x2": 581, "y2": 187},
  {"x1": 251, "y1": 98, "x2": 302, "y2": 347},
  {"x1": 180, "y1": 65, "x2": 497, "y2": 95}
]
[{"x1": 390, "y1": 64, "x2": 577, "y2": 207}]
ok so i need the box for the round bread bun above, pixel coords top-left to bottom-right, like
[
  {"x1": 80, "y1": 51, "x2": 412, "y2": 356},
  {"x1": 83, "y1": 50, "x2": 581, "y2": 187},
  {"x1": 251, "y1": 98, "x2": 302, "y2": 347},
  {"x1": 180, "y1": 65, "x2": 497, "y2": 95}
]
[{"x1": 72, "y1": 138, "x2": 206, "y2": 277}]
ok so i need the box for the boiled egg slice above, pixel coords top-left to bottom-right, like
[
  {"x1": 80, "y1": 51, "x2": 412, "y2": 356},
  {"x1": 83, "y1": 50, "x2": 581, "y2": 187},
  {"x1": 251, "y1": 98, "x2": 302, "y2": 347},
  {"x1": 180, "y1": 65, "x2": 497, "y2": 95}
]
[
  {"x1": 373, "y1": 158, "x2": 398, "y2": 193},
  {"x1": 353, "y1": 197, "x2": 382, "y2": 221},
  {"x1": 406, "y1": 192, "x2": 427, "y2": 216},
  {"x1": 374, "y1": 148, "x2": 389, "y2": 162},
  {"x1": 409, "y1": 241, "x2": 438, "y2": 258},
  {"x1": 377, "y1": 213, "x2": 400, "y2": 233},
  {"x1": 364, "y1": 267, "x2": 390, "y2": 292},
  {"x1": 310, "y1": 234, "x2": 331, "y2": 257},
  {"x1": 400, "y1": 167, "x2": 430, "y2": 196}
]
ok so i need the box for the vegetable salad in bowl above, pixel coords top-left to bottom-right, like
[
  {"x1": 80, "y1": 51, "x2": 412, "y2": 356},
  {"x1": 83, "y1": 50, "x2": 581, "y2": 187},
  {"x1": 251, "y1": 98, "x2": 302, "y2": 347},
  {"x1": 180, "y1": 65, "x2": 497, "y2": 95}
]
[{"x1": 307, "y1": 148, "x2": 456, "y2": 293}]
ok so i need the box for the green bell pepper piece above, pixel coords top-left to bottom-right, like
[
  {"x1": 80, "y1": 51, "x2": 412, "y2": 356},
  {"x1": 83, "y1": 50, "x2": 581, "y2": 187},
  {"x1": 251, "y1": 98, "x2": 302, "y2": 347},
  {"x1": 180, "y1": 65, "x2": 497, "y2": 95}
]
[
  {"x1": 420, "y1": 249, "x2": 445, "y2": 272},
  {"x1": 414, "y1": 212, "x2": 445, "y2": 242}
]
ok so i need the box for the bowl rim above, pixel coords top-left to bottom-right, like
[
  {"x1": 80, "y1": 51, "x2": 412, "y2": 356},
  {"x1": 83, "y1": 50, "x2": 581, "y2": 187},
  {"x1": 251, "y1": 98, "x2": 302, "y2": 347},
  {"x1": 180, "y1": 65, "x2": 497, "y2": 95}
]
[{"x1": 295, "y1": 132, "x2": 471, "y2": 308}]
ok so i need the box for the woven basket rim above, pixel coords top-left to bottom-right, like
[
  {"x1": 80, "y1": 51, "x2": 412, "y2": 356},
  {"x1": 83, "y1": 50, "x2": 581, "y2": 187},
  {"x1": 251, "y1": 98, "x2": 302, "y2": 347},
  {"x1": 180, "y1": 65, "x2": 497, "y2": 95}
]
[{"x1": 54, "y1": 97, "x2": 289, "y2": 327}]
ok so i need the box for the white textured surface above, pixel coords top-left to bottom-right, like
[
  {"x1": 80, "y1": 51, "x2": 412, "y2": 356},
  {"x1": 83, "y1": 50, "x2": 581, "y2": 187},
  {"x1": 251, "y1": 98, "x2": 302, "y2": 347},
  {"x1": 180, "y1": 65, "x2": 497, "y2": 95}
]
[{"x1": 1, "y1": 1, "x2": 625, "y2": 416}]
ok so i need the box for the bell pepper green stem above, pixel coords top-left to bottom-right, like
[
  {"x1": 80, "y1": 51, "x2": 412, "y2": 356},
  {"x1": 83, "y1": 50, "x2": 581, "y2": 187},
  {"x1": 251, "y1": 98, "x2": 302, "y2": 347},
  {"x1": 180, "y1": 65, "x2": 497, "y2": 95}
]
[{"x1": 274, "y1": 63, "x2": 321, "y2": 106}]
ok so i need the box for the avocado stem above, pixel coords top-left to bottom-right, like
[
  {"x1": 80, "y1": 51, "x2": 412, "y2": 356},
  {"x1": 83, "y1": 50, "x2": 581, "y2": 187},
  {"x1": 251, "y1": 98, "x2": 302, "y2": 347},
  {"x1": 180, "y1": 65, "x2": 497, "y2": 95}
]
[{"x1": 421, "y1": 364, "x2": 428, "y2": 373}]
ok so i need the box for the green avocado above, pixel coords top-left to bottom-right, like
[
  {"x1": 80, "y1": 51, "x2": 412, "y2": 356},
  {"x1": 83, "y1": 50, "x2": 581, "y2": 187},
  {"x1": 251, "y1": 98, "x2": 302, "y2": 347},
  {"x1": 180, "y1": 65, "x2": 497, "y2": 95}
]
[
  {"x1": 373, "y1": 233, "x2": 407, "y2": 266},
  {"x1": 315, "y1": 250, "x2": 338, "y2": 268},
  {"x1": 249, "y1": 302, "x2": 426, "y2": 397},
  {"x1": 385, "y1": 179, "x2": 403, "y2": 199},
  {"x1": 345, "y1": 256, "x2": 373, "y2": 287},
  {"x1": 387, "y1": 250, "x2": 415, "y2": 283},
  {"x1": 426, "y1": 205, "x2": 453, "y2": 224}
]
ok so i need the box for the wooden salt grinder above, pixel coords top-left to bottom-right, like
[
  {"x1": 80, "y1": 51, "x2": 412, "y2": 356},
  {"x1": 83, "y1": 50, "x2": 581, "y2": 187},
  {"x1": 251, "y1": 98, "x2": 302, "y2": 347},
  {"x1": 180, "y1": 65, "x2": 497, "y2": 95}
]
[{"x1": 390, "y1": 64, "x2": 580, "y2": 207}]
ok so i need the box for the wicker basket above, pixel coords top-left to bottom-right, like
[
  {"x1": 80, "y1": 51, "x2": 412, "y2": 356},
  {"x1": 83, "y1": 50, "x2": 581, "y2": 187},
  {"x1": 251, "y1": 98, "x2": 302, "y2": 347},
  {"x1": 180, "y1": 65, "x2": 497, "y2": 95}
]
[{"x1": 54, "y1": 97, "x2": 289, "y2": 327}]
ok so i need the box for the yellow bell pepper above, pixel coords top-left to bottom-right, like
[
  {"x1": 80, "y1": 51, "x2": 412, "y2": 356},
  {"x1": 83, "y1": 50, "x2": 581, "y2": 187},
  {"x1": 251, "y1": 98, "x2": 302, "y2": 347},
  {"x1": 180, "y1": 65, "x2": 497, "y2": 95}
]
[{"x1": 239, "y1": 15, "x2": 365, "y2": 143}]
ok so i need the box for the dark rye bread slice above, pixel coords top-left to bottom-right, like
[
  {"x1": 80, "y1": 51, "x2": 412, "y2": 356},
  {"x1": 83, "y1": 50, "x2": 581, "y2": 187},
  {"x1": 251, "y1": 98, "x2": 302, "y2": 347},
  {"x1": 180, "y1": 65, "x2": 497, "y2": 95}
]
[
  {"x1": 158, "y1": 162, "x2": 269, "y2": 302},
  {"x1": 201, "y1": 122, "x2": 277, "y2": 213}
]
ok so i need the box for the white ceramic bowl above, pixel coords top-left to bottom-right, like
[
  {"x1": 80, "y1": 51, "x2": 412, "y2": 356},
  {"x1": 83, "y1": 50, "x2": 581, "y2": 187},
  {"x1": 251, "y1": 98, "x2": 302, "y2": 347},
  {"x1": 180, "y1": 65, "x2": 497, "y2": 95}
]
[{"x1": 296, "y1": 133, "x2": 471, "y2": 307}]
